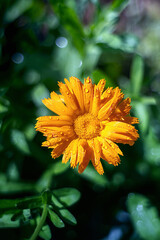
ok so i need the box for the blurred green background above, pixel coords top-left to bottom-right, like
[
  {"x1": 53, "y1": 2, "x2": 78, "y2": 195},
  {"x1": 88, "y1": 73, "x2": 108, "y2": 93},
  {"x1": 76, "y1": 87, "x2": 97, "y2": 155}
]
[{"x1": 0, "y1": 0, "x2": 160, "y2": 239}]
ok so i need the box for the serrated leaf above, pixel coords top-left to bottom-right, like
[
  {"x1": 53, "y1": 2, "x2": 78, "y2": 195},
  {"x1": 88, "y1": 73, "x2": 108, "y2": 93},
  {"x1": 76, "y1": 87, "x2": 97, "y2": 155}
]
[
  {"x1": 39, "y1": 224, "x2": 52, "y2": 240},
  {"x1": 48, "y1": 209, "x2": 64, "y2": 228},
  {"x1": 127, "y1": 194, "x2": 160, "y2": 240},
  {"x1": 52, "y1": 188, "x2": 81, "y2": 207},
  {"x1": 131, "y1": 55, "x2": 144, "y2": 96},
  {"x1": 58, "y1": 209, "x2": 77, "y2": 225}
]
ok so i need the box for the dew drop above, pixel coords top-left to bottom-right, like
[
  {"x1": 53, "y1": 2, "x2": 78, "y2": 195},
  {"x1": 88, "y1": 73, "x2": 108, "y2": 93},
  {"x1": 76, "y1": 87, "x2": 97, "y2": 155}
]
[
  {"x1": 66, "y1": 92, "x2": 69, "y2": 95},
  {"x1": 86, "y1": 79, "x2": 90, "y2": 83},
  {"x1": 85, "y1": 89, "x2": 89, "y2": 93}
]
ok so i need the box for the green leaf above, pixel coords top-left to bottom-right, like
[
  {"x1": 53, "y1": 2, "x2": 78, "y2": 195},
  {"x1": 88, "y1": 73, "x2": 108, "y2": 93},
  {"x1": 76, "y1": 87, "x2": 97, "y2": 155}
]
[
  {"x1": 95, "y1": 33, "x2": 137, "y2": 53},
  {"x1": 22, "y1": 209, "x2": 31, "y2": 221},
  {"x1": 0, "y1": 174, "x2": 35, "y2": 194},
  {"x1": 79, "y1": 165, "x2": 108, "y2": 188},
  {"x1": 0, "y1": 87, "x2": 8, "y2": 97},
  {"x1": 39, "y1": 224, "x2": 52, "y2": 240},
  {"x1": 51, "y1": 195, "x2": 63, "y2": 209},
  {"x1": 133, "y1": 102, "x2": 149, "y2": 134},
  {"x1": 52, "y1": 2, "x2": 85, "y2": 54},
  {"x1": 52, "y1": 188, "x2": 81, "y2": 207},
  {"x1": 111, "y1": 0, "x2": 130, "y2": 12},
  {"x1": 31, "y1": 84, "x2": 49, "y2": 107},
  {"x1": 131, "y1": 55, "x2": 144, "y2": 96},
  {"x1": 0, "y1": 195, "x2": 42, "y2": 214},
  {"x1": 36, "y1": 162, "x2": 69, "y2": 192},
  {"x1": 127, "y1": 193, "x2": 160, "y2": 240},
  {"x1": 58, "y1": 209, "x2": 77, "y2": 225},
  {"x1": 11, "y1": 129, "x2": 30, "y2": 154},
  {"x1": 92, "y1": 69, "x2": 115, "y2": 87},
  {"x1": 48, "y1": 209, "x2": 64, "y2": 228},
  {"x1": 0, "y1": 214, "x2": 20, "y2": 228},
  {"x1": 24, "y1": 124, "x2": 36, "y2": 140},
  {"x1": 4, "y1": 0, "x2": 33, "y2": 22}
]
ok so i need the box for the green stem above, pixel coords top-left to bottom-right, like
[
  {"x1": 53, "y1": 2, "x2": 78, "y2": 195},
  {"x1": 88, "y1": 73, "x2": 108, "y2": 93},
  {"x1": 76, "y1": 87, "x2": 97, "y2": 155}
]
[{"x1": 30, "y1": 204, "x2": 48, "y2": 240}]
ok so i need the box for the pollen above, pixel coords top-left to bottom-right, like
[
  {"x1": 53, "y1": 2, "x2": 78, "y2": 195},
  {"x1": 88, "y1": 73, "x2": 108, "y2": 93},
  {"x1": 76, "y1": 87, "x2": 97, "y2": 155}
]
[{"x1": 74, "y1": 113, "x2": 100, "y2": 139}]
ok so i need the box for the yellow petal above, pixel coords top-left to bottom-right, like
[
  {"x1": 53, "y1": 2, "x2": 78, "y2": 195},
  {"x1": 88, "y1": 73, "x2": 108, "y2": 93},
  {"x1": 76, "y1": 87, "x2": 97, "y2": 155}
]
[
  {"x1": 98, "y1": 137, "x2": 120, "y2": 166},
  {"x1": 91, "y1": 156, "x2": 104, "y2": 175},
  {"x1": 42, "y1": 91, "x2": 72, "y2": 116},
  {"x1": 69, "y1": 77, "x2": 85, "y2": 113},
  {"x1": 58, "y1": 82, "x2": 80, "y2": 113},
  {"x1": 62, "y1": 140, "x2": 75, "y2": 164},
  {"x1": 91, "y1": 86, "x2": 100, "y2": 116},
  {"x1": 77, "y1": 139, "x2": 87, "y2": 165},
  {"x1": 105, "y1": 139, "x2": 123, "y2": 156},
  {"x1": 83, "y1": 77, "x2": 94, "y2": 112},
  {"x1": 97, "y1": 79, "x2": 106, "y2": 95},
  {"x1": 98, "y1": 87, "x2": 124, "y2": 120},
  {"x1": 101, "y1": 121, "x2": 139, "y2": 146},
  {"x1": 35, "y1": 115, "x2": 73, "y2": 129},
  {"x1": 51, "y1": 141, "x2": 70, "y2": 159},
  {"x1": 78, "y1": 141, "x2": 91, "y2": 174}
]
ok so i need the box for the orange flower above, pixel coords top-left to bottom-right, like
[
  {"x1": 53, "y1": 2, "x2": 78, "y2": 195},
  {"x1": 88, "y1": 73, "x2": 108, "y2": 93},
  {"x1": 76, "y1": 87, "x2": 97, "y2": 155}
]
[{"x1": 35, "y1": 77, "x2": 139, "y2": 175}]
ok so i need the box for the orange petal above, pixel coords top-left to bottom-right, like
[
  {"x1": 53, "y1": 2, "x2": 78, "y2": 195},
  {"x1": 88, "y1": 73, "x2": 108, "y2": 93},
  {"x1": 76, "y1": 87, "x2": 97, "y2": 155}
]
[
  {"x1": 101, "y1": 87, "x2": 113, "y2": 104},
  {"x1": 91, "y1": 156, "x2": 104, "y2": 175},
  {"x1": 97, "y1": 79, "x2": 106, "y2": 95},
  {"x1": 77, "y1": 139, "x2": 87, "y2": 165},
  {"x1": 62, "y1": 140, "x2": 75, "y2": 164},
  {"x1": 98, "y1": 137, "x2": 121, "y2": 166},
  {"x1": 58, "y1": 82, "x2": 80, "y2": 113},
  {"x1": 98, "y1": 87, "x2": 124, "y2": 120},
  {"x1": 78, "y1": 141, "x2": 91, "y2": 174},
  {"x1": 37, "y1": 125, "x2": 75, "y2": 139},
  {"x1": 91, "y1": 86, "x2": 100, "y2": 116},
  {"x1": 42, "y1": 91, "x2": 72, "y2": 116},
  {"x1": 83, "y1": 77, "x2": 94, "y2": 113},
  {"x1": 105, "y1": 139, "x2": 123, "y2": 156},
  {"x1": 70, "y1": 139, "x2": 79, "y2": 168},
  {"x1": 35, "y1": 115, "x2": 73, "y2": 129},
  {"x1": 69, "y1": 77, "x2": 85, "y2": 114},
  {"x1": 51, "y1": 141, "x2": 70, "y2": 159},
  {"x1": 93, "y1": 138, "x2": 101, "y2": 165},
  {"x1": 87, "y1": 139, "x2": 104, "y2": 175},
  {"x1": 122, "y1": 116, "x2": 139, "y2": 124},
  {"x1": 101, "y1": 121, "x2": 139, "y2": 146}
]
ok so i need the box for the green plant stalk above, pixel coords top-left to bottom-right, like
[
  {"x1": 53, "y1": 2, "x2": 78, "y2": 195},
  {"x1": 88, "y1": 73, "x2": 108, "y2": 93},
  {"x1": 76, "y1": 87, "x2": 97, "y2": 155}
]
[{"x1": 30, "y1": 204, "x2": 48, "y2": 240}]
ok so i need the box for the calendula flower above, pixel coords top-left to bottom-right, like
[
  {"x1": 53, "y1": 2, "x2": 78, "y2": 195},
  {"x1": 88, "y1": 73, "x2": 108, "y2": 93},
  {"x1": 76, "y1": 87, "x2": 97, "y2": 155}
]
[{"x1": 35, "y1": 77, "x2": 139, "y2": 175}]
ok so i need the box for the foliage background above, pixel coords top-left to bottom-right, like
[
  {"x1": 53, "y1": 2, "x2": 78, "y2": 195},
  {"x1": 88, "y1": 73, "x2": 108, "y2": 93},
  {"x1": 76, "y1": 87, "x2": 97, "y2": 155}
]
[{"x1": 0, "y1": 0, "x2": 160, "y2": 239}]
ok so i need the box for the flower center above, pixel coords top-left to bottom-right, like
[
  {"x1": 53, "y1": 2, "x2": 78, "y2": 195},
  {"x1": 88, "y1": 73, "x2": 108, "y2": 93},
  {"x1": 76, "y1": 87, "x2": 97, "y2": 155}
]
[{"x1": 74, "y1": 113, "x2": 100, "y2": 139}]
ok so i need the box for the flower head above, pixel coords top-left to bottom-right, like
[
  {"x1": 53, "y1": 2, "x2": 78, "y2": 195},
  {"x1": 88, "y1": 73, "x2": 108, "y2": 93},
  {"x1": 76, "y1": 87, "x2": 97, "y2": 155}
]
[{"x1": 35, "y1": 77, "x2": 139, "y2": 175}]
